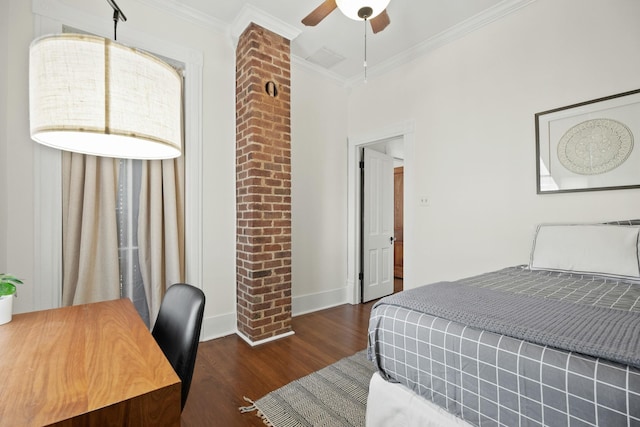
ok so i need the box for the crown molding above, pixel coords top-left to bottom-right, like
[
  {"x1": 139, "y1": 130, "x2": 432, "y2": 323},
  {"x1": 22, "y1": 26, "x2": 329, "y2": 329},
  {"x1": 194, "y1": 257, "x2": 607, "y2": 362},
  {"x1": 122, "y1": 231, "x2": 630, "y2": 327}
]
[
  {"x1": 346, "y1": 0, "x2": 537, "y2": 87},
  {"x1": 135, "y1": 0, "x2": 228, "y2": 33},
  {"x1": 230, "y1": 3, "x2": 302, "y2": 46},
  {"x1": 31, "y1": 0, "x2": 203, "y2": 67}
]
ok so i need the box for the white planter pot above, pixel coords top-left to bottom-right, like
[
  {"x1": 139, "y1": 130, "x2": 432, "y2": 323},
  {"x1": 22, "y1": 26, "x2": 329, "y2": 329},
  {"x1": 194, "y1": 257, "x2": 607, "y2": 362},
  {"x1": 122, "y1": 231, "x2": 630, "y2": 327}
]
[{"x1": 0, "y1": 294, "x2": 14, "y2": 325}]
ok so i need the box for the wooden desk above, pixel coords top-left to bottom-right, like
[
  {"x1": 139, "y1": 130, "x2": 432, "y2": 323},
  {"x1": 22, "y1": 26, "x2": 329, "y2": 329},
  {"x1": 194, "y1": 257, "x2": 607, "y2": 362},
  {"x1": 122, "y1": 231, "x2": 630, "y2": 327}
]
[{"x1": 0, "y1": 299, "x2": 181, "y2": 426}]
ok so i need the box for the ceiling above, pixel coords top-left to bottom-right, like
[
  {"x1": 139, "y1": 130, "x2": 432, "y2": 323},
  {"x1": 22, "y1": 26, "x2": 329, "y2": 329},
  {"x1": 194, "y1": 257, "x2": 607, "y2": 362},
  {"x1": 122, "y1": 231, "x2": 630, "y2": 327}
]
[{"x1": 145, "y1": 0, "x2": 534, "y2": 84}]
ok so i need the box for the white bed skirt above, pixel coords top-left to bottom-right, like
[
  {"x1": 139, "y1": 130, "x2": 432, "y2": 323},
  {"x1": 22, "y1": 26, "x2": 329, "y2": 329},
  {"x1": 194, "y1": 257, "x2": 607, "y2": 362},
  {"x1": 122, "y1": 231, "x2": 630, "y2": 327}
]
[{"x1": 366, "y1": 372, "x2": 474, "y2": 427}]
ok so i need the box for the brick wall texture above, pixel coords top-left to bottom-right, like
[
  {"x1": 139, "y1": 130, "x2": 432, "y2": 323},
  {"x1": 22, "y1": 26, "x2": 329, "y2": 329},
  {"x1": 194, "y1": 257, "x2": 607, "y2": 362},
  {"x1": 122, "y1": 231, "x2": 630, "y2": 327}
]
[{"x1": 235, "y1": 23, "x2": 292, "y2": 342}]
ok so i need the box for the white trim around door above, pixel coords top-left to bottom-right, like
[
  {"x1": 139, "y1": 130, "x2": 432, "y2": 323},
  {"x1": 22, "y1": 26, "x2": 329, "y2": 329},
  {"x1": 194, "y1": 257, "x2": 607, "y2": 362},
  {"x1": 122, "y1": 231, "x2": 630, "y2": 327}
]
[{"x1": 346, "y1": 120, "x2": 415, "y2": 304}]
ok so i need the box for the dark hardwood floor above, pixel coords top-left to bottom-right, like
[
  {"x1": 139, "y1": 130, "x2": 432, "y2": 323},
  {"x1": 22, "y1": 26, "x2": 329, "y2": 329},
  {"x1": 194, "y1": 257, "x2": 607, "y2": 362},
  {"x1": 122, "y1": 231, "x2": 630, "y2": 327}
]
[{"x1": 180, "y1": 300, "x2": 376, "y2": 426}]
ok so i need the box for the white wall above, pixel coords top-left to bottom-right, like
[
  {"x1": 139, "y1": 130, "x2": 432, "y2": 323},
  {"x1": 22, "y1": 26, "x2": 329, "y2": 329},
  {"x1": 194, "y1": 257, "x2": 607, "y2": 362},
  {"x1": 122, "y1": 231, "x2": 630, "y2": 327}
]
[
  {"x1": 347, "y1": 0, "x2": 640, "y2": 289},
  {"x1": 0, "y1": 2, "x2": 8, "y2": 271},
  {"x1": 291, "y1": 63, "x2": 349, "y2": 315},
  {"x1": 4, "y1": 0, "x2": 36, "y2": 307}
]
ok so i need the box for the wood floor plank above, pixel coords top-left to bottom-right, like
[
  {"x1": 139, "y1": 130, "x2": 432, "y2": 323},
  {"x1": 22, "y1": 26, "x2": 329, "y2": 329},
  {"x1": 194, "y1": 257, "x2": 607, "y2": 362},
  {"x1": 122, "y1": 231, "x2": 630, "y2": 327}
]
[{"x1": 180, "y1": 301, "x2": 375, "y2": 426}]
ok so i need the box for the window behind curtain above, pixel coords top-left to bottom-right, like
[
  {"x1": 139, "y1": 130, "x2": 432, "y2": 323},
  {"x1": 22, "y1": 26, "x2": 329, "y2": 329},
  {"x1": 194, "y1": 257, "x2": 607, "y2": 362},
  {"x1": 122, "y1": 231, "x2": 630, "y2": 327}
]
[
  {"x1": 59, "y1": 25, "x2": 186, "y2": 324},
  {"x1": 117, "y1": 159, "x2": 150, "y2": 326}
]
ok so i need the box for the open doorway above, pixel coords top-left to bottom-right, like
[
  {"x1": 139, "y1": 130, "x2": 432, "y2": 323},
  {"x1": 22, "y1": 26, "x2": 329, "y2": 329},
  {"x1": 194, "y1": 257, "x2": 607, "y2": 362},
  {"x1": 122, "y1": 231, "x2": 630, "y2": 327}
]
[
  {"x1": 360, "y1": 146, "x2": 394, "y2": 302},
  {"x1": 362, "y1": 139, "x2": 404, "y2": 302},
  {"x1": 394, "y1": 166, "x2": 404, "y2": 291},
  {"x1": 346, "y1": 121, "x2": 414, "y2": 305}
]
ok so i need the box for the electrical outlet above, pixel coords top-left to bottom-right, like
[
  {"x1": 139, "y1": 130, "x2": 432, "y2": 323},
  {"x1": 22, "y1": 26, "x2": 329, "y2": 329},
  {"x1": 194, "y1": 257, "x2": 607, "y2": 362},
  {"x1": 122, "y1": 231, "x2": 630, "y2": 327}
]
[{"x1": 419, "y1": 196, "x2": 429, "y2": 207}]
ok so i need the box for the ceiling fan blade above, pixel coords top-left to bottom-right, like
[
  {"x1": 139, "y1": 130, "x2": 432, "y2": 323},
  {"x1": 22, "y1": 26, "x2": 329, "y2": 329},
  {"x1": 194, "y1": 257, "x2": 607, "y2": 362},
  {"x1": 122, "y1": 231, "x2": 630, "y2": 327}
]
[
  {"x1": 370, "y1": 9, "x2": 390, "y2": 34},
  {"x1": 301, "y1": 0, "x2": 337, "y2": 26}
]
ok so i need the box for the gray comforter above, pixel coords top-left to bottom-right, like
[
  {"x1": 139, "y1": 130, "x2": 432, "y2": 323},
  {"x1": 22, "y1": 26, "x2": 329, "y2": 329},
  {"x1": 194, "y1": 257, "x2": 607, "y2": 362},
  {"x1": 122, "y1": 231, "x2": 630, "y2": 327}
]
[
  {"x1": 368, "y1": 266, "x2": 640, "y2": 426},
  {"x1": 376, "y1": 270, "x2": 640, "y2": 367}
]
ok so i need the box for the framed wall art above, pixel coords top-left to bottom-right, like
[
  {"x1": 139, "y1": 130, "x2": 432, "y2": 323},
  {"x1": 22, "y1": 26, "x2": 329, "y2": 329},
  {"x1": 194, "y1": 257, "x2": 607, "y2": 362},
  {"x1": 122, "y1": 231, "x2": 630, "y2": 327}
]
[{"x1": 535, "y1": 88, "x2": 640, "y2": 194}]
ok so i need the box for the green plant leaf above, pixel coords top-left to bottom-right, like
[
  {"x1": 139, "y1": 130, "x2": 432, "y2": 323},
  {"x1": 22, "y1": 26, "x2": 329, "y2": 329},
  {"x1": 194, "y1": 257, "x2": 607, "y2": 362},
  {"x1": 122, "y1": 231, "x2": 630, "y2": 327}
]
[
  {"x1": 0, "y1": 274, "x2": 22, "y2": 297},
  {"x1": 0, "y1": 282, "x2": 16, "y2": 297},
  {"x1": 0, "y1": 274, "x2": 23, "y2": 285}
]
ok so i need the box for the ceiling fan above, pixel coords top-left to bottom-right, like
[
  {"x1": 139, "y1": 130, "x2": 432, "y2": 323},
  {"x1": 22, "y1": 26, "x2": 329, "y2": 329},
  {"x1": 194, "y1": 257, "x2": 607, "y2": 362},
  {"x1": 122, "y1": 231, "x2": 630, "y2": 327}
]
[{"x1": 302, "y1": 0, "x2": 391, "y2": 34}]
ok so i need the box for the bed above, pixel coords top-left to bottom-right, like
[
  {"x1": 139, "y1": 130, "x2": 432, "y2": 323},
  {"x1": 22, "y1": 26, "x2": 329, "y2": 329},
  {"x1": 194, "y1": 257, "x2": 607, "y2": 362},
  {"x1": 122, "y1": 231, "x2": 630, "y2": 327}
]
[{"x1": 366, "y1": 222, "x2": 640, "y2": 427}]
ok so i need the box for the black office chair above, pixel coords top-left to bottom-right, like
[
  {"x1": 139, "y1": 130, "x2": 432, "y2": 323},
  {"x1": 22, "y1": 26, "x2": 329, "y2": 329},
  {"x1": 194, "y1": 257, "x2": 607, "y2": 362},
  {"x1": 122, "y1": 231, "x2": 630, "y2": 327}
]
[{"x1": 152, "y1": 283, "x2": 206, "y2": 411}]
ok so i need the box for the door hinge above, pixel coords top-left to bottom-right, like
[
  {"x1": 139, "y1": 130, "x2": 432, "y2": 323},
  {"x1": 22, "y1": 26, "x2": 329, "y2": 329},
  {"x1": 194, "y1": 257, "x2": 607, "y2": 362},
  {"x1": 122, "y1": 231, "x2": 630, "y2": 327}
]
[
  {"x1": 358, "y1": 272, "x2": 363, "y2": 281},
  {"x1": 359, "y1": 161, "x2": 364, "y2": 169}
]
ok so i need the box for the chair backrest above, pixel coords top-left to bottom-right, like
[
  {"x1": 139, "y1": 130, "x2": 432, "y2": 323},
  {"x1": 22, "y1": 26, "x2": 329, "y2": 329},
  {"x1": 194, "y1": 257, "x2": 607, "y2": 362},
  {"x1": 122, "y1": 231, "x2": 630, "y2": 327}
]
[{"x1": 152, "y1": 283, "x2": 205, "y2": 411}]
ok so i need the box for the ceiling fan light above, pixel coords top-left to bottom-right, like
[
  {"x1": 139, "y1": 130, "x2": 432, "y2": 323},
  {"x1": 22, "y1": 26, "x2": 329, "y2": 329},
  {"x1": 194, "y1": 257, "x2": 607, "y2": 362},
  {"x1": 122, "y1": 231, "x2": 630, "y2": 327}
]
[
  {"x1": 29, "y1": 34, "x2": 182, "y2": 160},
  {"x1": 336, "y1": 0, "x2": 390, "y2": 21}
]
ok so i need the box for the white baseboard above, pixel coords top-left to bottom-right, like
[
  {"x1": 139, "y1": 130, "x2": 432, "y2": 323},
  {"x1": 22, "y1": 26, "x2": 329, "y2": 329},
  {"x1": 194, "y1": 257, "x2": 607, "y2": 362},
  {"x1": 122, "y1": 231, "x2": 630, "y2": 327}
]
[
  {"x1": 200, "y1": 311, "x2": 236, "y2": 342},
  {"x1": 292, "y1": 286, "x2": 349, "y2": 317},
  {"x1": 237, "y1": 330, "x2": 296, "y2": 347},
  {"x1": 199, "y1": 286, "x2": 351, "y2": 342}
]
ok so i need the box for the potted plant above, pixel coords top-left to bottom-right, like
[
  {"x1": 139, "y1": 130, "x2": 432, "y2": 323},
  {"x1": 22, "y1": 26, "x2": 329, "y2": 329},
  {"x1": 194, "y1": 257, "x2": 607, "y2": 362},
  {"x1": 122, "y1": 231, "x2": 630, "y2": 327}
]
[{"x1": 0, "y1": 274, "x2": 22, "y2": 325}]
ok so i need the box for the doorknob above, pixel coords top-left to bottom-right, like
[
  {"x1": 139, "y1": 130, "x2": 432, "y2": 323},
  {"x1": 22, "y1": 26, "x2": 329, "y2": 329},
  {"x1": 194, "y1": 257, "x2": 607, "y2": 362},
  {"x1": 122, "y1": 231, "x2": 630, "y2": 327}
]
[{"x1": 390, "y1": 236, "x2": 394, "y2": 244}]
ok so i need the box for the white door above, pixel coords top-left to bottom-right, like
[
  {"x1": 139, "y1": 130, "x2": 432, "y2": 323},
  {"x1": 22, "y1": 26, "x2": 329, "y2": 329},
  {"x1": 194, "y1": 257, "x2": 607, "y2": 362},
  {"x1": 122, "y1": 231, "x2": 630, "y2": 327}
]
[{"x1": 362, "y1": 147, "x2": 394, "y2": 302}]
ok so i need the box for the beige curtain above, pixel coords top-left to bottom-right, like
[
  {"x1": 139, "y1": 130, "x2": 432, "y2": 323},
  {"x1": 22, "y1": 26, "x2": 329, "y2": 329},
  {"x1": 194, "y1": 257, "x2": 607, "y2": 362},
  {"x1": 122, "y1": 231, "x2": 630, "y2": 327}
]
[
  {"x1": 62, "y1": 153, "x2": 120, "y2": 306},
  {"x1": 138, "y1": 157, "x2": 185, "y2": 326}
]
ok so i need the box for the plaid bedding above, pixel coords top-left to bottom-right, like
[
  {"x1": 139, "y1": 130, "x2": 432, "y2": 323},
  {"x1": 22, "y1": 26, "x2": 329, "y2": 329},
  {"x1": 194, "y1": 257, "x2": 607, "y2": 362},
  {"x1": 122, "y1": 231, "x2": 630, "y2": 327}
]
[{"x1": 368, "y1": 267, "x2": 640, "y2": 426}]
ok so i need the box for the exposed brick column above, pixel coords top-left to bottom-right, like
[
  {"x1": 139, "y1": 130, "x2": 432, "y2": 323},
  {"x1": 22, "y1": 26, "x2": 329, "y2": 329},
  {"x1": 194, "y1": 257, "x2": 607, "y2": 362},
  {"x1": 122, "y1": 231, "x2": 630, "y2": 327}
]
[{"x1": 236, "y1": 23, "x2": 292, "y2": 343}]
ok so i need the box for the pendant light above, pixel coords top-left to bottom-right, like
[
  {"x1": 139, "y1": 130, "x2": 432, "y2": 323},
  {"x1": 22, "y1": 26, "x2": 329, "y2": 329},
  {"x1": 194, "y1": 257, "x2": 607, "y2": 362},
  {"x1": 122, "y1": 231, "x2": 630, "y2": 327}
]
[{"x1": 28, "y1": 1, "x2": 182, "y2": 159}]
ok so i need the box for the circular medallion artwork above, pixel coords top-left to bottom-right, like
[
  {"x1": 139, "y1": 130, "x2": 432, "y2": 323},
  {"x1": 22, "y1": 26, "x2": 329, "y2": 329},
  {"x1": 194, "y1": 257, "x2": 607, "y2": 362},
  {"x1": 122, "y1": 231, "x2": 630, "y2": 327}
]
[{"x1": 557, "y1": 118, "x2": 634, "y2": 175}]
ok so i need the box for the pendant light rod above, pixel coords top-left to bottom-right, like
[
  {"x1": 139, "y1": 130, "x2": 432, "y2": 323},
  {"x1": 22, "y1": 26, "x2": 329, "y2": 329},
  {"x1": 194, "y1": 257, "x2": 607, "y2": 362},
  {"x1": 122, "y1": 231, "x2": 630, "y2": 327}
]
[
  {"x1": 358, "y1": 8, "x2": 372, "y2": 83},
  {"x1": 363, "y1": 18, "x2": 368, "y2": 83},
  {"x1": 107, "y1": 0, "x2": 127, "y2": 21},
  {"x1": 107, "y1": 0, "x2": 127, "y2": 40}
]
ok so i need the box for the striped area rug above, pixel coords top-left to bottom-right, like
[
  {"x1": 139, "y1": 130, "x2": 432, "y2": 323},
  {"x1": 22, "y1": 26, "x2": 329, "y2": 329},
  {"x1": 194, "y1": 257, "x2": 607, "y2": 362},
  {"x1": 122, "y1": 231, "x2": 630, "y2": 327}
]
[{"x1": 242, "y1": 350, "x2": 376, "y2": 427}]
